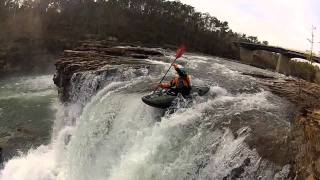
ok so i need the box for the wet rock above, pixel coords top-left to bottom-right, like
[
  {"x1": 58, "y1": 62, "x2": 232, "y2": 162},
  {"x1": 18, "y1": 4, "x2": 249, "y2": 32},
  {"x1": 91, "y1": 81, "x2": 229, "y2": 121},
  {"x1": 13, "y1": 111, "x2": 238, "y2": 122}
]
[
  {"x1": 54, "y1": 41, "x2": 164, "y2": 102},
  {"x1": 130, "y1": 54, "x2": 149, "y2": 59},
  {"x1": 242, "y1": 72, "x2": 276, "y2": 79},
  {"x1": 223, "y1": 158, "x2": 251, "y2": 180},
  {"x1": 261, "y1": 78, "x2": 320, "y2": 179},
  {"x1": 274, "y1": 164, "x2": 291, "y2": 180}
]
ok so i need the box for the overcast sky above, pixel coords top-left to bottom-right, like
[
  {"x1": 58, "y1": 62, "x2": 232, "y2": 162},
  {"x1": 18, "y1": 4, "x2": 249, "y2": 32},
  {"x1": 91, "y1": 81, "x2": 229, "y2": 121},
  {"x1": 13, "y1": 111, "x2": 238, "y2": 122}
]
[{"x1": 179, "y1": 0, "x2": 320, "y2": 52}]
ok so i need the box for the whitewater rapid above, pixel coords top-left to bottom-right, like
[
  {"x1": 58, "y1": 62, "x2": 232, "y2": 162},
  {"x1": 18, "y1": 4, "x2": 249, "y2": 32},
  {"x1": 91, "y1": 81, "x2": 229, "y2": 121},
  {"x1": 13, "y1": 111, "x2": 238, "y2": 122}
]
[{"x1": 0, "y1": 55, "x2": 292, "y2": 180}]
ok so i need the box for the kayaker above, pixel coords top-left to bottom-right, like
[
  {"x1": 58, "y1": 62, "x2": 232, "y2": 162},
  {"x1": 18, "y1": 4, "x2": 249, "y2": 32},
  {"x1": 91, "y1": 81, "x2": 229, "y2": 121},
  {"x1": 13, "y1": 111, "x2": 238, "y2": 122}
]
[{"x1": 158, "y1": 63, "x2": 191, "y2": 96}]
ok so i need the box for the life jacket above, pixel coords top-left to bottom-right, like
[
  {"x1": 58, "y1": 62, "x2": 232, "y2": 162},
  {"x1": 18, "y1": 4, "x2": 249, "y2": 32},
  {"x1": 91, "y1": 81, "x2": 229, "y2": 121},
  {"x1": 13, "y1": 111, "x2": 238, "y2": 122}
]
[{"x1": 171, "y1": 75, "x2": 191, "y2": 90}]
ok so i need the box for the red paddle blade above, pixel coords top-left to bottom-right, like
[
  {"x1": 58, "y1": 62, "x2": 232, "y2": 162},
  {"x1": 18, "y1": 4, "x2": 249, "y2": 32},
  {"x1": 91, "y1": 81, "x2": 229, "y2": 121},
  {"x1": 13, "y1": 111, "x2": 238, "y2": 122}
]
[{"x1": 175, "y1": 45, "x2": 186, "y2": 59}]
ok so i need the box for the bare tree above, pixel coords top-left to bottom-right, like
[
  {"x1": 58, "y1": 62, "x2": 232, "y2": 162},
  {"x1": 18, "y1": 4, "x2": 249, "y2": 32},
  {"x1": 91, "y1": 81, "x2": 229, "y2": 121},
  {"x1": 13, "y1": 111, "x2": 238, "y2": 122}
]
[{"x1": 307, "y1": 25, "x2": 316, "y2": 62}]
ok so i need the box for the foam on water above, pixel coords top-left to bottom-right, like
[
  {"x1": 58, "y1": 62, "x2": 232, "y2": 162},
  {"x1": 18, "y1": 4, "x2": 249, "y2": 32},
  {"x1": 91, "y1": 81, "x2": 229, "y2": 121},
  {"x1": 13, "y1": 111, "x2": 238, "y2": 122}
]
[
  {"x1": 19, "y1": 75, "x2": 55, "y2": 91},
  {"x1": 0, "y1": 75, "x2": 54, "y2": 91},
  {"x1": 0, "y1": 56, "x2": 291, "y2": 180},
  {"x1": 211, "y1": 63, "x2": 242, "y2": 79},
  {"x1": 0, "y1": 75, "x2": 56, "y2": 100},
  {"x1": 0, "y1": 80, "x2": 129, "y2": 180},
  {"x1": 0, "y1": 90, "x2": 57, "y2": 100},
  {"x1": 0, "y1": 145, "x2": 56, "y2": 180},
  {"x1": 0, "y1": 79, "x2": 277, "y2": 180}
]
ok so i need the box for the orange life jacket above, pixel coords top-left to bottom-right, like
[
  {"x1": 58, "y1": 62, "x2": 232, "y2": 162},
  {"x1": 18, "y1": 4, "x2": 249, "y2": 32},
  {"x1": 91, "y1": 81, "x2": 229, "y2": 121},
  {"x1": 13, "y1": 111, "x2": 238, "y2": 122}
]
[{"x1": 171, "y1": 75, "x2": 191, "y2": 89}]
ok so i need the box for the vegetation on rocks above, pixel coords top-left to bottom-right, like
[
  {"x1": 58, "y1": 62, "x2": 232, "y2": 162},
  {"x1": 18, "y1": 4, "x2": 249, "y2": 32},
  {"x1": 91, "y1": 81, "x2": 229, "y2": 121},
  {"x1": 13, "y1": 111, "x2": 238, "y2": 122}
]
[{"x1": 289, "y1": 61, "x2": 318, "y2": 82}]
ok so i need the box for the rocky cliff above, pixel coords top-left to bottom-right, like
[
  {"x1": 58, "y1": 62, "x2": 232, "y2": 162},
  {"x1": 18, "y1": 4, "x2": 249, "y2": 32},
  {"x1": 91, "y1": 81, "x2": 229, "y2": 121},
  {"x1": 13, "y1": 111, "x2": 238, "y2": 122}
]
[
  {"x1": 53, "y1": 41, "x2": 164, "y2": 103},
  {"x1": 252, "y1": 76, "x2": 320, "y2": 179}
]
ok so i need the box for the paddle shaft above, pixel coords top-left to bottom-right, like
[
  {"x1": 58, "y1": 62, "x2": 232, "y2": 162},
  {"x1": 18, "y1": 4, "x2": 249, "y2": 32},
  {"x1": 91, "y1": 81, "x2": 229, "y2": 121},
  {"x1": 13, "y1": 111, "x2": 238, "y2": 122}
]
[{"x1": 153, "y1": 57, "x2": 178, "y2": 93}]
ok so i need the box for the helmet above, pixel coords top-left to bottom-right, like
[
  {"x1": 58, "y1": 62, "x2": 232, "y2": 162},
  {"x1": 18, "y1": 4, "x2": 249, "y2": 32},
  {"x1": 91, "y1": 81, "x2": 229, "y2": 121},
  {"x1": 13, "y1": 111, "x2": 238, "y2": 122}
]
[{"x1": 177, "y1": 67, "x2": 187, "y2": 77}]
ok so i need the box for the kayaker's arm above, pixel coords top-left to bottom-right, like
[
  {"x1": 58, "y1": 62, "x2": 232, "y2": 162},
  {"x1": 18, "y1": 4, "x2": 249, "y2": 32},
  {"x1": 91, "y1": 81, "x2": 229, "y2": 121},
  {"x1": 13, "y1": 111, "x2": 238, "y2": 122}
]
[
  {"x1": 158, "y1": 64, "x2": 182, "y2": 90},
  {"x1": 159, "y1": 82, "x2": 171, "y2": 89},
  {"x1": 173, "y1": 63, "x2": 186, "y2": 77},
  {"x1": 159, "y1": 78, "x2": 177, "y2": 89}
]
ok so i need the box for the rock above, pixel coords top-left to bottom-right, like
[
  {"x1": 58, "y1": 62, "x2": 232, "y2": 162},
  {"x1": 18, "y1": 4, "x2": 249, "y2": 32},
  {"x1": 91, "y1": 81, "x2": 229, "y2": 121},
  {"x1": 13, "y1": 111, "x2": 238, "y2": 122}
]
[
  {"x1": 54, "y1": 41, "x2": 164, "y2": 102},
  {"x1": 130, "y1": 54, "x2": 149, "y2": 59},
  {"x1": 223, "y1": 158, "x2": 251, "y2": 180},
  {"x1": 261, "y1": 78, "x2": 320, "y2": 179},
  {"x1": 274, "y1": 165, "x2": 291, "y2": 180},
  {"x1": 242, "y1": 72, "x2": 276, "y2": 79}
]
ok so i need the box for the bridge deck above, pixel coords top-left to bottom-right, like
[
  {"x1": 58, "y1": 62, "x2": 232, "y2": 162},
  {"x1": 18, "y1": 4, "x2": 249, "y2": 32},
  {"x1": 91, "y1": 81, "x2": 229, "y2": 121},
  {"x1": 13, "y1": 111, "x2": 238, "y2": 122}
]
[{"x1": 237, "y1": 42, "x2": 320, "y2": 63}]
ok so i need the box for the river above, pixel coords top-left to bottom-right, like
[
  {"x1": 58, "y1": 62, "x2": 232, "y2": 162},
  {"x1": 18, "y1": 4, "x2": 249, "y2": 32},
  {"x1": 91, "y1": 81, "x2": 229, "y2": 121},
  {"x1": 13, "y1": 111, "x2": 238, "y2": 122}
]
[
  {"x1": 0, "y1": 54, "x2": 295, "y2": 179},
  {"x1": 0, "y1": 75, "x2": 57, "y2": 160}
]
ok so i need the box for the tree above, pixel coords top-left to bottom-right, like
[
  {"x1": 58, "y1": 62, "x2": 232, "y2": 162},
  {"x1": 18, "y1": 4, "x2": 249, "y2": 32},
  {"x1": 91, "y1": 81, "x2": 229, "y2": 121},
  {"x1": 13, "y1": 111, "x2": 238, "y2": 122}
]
[{"x1": 0, "y1": 0, "x2": 266, "y2": 59}]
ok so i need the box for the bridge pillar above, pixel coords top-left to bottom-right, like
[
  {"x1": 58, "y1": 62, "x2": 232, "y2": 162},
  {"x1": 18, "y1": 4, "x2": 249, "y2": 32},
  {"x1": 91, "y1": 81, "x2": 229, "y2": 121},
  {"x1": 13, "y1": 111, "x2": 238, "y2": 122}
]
[
  {"x1": 276, "y1": 54, "x2": 291, "y2": 75},
  {"x1": 239, "y1": 47, "x2": 254, "y2": 64}
]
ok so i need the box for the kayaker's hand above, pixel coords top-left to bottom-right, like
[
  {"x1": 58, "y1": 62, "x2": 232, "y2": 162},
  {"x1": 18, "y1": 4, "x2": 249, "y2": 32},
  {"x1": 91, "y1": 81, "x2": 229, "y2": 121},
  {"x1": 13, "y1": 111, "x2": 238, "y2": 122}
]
[{"x1": 173, "y1": 63, "x2": 178, "y2": 69}]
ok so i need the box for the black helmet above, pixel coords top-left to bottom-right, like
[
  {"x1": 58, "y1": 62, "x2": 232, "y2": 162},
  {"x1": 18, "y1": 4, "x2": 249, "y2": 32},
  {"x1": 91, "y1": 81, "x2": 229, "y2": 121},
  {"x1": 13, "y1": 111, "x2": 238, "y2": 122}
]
[{"x1": 178, "y1": 67, "x2": 187, "y2": 77}]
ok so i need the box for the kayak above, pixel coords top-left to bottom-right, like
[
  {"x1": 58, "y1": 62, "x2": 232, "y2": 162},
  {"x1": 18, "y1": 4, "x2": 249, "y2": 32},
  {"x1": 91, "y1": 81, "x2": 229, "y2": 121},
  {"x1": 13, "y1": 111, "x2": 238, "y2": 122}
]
[{"x1": 142, "y1": 86, "x2": 210, "y2": 109}]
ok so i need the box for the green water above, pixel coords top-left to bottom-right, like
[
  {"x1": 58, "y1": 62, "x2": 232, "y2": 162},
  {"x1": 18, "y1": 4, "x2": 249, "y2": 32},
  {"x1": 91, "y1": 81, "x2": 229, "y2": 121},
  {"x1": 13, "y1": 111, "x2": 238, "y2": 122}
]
[{"x1": 0, "y1": 75, "x2": 57, "y2": 158}]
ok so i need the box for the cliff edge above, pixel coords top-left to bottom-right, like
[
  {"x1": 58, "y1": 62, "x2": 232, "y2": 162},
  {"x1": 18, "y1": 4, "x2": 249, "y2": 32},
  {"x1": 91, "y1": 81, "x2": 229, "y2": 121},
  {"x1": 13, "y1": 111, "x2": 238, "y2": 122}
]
[{"x1": 53, "y1": 41, "x2": 164, "y2": 103}]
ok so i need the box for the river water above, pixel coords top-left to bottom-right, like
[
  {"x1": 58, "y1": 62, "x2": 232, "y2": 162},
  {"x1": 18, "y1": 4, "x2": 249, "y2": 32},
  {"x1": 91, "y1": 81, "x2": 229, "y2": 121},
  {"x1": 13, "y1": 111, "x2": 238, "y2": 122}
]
[
  {"x1": 0, "y1": 54, "x2": 295, "y2": 179},
  {"x1": 0, "y1": 75, "x2": 57, "y2": 159}
]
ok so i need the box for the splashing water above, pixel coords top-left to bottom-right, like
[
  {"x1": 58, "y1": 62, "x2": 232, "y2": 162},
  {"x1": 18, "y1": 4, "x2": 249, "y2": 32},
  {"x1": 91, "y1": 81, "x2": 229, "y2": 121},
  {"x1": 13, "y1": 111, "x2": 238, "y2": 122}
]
[{"x1": 0, "y1": 55, "x2": 293, "y2": 180}]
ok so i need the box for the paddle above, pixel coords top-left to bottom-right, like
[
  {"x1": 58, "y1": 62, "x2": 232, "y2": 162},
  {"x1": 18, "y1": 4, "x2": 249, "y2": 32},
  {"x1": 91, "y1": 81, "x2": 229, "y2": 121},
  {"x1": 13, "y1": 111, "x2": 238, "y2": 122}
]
[{"x1": 153, "y1": 45, "x2": 186, "y2": 93}]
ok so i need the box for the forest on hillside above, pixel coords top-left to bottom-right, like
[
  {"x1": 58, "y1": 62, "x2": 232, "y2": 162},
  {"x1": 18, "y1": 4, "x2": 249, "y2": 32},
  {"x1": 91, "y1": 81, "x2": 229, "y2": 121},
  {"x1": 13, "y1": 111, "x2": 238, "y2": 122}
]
[{"x1": 0, "y1": 0, "x2": 268, "y2": 74}]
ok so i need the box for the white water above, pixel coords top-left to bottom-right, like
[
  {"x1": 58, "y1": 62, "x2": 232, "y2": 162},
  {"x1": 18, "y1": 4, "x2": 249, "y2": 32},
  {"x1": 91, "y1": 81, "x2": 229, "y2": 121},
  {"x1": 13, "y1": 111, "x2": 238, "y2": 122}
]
[
  {"x1": 0, "y1": 75, "x2": 56, "y2": 100},
  {"x1": 0, "y1": 56, "x2": 291, "y2": 180},
  {"x1": 0, "y1": 87, "x2": 277, "y2": 179}
]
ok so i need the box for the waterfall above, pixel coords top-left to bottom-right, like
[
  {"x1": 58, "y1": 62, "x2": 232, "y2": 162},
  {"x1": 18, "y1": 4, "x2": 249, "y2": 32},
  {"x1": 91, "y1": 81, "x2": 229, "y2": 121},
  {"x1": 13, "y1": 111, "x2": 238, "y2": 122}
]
[{"x1": 0, "y1": 55, "x2": 292, "y2": 180}]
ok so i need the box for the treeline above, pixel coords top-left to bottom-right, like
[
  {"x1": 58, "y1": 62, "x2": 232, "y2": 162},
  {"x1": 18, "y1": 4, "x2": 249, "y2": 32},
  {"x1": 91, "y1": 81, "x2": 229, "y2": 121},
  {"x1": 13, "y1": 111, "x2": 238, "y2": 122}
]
[{"x1": 0, "y1": 0, "x2": 268, "y2": 60}]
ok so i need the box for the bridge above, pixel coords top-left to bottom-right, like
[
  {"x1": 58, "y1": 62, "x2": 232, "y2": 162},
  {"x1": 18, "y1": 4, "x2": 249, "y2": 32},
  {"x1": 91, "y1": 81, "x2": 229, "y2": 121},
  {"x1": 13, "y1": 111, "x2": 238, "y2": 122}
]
[{"x1": 235, "y1": 42, "x2": 320, "y2": 75}]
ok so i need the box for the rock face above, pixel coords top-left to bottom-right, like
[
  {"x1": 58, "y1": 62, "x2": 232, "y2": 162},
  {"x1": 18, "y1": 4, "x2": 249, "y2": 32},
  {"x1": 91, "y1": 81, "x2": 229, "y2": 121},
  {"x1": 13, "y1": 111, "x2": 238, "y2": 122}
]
[
  {"x1": 53, "y1": 41, "x2": 164, "y2": 102},
  {"x1": 267, "y1": 80, "x2": 320, "y2": 179},
  {"x1": 248, "y1": 74, "x2": 320, "y2": 179}
]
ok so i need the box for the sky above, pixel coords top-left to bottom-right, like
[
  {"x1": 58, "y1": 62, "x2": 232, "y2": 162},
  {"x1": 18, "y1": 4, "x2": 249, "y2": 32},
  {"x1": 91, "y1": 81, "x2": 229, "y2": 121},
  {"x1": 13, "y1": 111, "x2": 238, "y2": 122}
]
[{"x1": 179, "y1": 0, "x2": 320, "y2": 52}]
